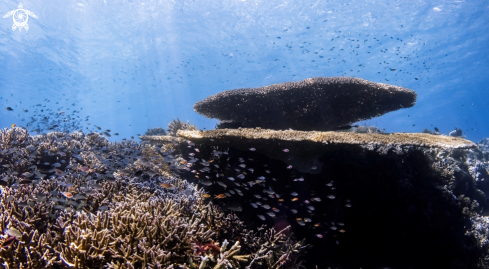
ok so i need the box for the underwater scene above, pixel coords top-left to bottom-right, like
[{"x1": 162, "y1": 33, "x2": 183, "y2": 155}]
[{"x1": 0, "y1": 0, "x2": 489, "y2": 268}]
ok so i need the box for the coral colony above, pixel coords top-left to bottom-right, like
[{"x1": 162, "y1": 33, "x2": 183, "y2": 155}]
[{"x1": 3, "y1": 77, "x2": 489, "y2": 268}]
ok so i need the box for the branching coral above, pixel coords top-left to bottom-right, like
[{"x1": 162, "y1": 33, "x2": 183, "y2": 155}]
[
  {"x1": 168, "y1": 119, "x2": 197, "y2": 137},
  {"x1": 0, "y1": 127, "x2": 308, "y2": 269}
]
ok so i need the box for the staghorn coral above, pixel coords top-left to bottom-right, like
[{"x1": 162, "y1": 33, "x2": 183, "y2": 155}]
[
  {"x1": 193, "y1": 77, "x2": 416, "y2": 131},
  {"x1": 0, "y1": 127, "x2": 308, "y2": 269},
  {"x1": 167, "y1": 119, "x2": 197, "y2": 137}
]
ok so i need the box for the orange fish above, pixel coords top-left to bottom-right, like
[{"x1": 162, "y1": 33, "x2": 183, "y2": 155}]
[
  {"x1": 61, "y1": 192, "x2": 73, "y2": 199},
  {"x1": 160, "y1": 183, "x2": 176, "y2": 189},
  {"x1": 11, "y1": 124, "x2": 16, "y2": 128},
  {"x1": 202, "y1": 194, "x2": 211, "y2": 198},
  {"x1": 214, "y1": 194, "x2": 226, "y2": 199},
  {"x1": 291, "y1": 198, "x2": 299, "y2": 201},
  {"x1": 278, "y1": 199, "x2": 284, "y2": 202}
]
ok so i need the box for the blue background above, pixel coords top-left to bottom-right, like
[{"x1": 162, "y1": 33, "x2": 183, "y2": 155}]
[{"x1": 0, "y1": 0, "x2": 488, "y2": 141}]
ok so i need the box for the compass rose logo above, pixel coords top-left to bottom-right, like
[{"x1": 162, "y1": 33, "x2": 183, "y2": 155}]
[{"x1": 3, "y1": 3, "x2": 38, "y2": 32}]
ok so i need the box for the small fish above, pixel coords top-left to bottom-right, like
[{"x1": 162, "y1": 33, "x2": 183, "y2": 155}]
[
  {"x1": 266, "y1": 212, "x2": 276, "y2": 217},
  {"x1": 91, "y1": 184, "x2": 104, "y2": 190},
  {"x1": 291, "y1": 198, "x2": 299, "y2": 201},
  {"x1": 287, "y1": 165, "x2": 293, "y2": 169},
  {"x1": 214, "y1": 194, "x2": 226, "y2": 199},
  {"x1": 304, "y1": 218, "x2": 312, "y2": 222},
  {"x1": 160, "y1": 183, "x2": 176, "y2": 189},
  {"x1": 257, "y1": 215, "x2": 266, "y2": 220},
  {"x1": 283, "y1": 149, "x2": 289, "y2": 152},
  {"x1": 6, "y1": 107, "x2": 13, "y2": 111},
  {"x1": 290, "y1": 209, "x2": 298, "y2": 214},
  {"x1": 203, "y1": 194, "x2": 211, "y2": 198},
  {"x1": 290, "y1": 192, "x2": 298, "y2": 196},
  {"x1": 312, "y1": 197, "x2": 321, "y2": 202},
  {"x1": 11, "y1": 124, "x2": 16, "y2": 128},
  {"x1": 189, "y1": 153, "x2": 195, "y2": 156},
  {"x1": 311, "y1": 166, "x2": 317, "y2": 170},
  {"x1": 316, "y1": 234, "x2": 323, "y2": 238},
  {"x1": 345, "y1": 204, "x2": 352, "y2": 207},
  {"x1": 327, "y1": 195, "x2": 335, "y2": 199},
  {"x1": 0, "y1": 236, "x2": 17, "y2": 248},
  {"x1": 249, "y1": 148, "x2": 256, "y2": 151},
  {"x1": 19, "y1": 179, "x2": 32, "y2": 185},
  {"x1": 6, "y1": 228, "x2": 21, "y2": 239},
  {"x1": 239, "y1": 164, "x2": 246, "y2": 168},
  {"x1": 250, "y1": 203, "x2": 258, "y2": 208},
  {"x1": 61, "y1": 192, "x2": 73, "y2": 199},
  {"x1": 247, "y1": 168, "x2": 254, "y2": 173},
  {"x1": 237, "y1": 174, "x2": 245, "y2": 179},
  {"x1": 73, "y1": 194, "x2": 86, "y2": 200},
  {"x1": 227, "y1": 204, "x2": 242, "y2": 211},
  {"x1": 195, "y1": 148, "x2": 200, "y2": 152},
  {"x1": 227, "y1": 177, "x2": 235, "y2": 181}
]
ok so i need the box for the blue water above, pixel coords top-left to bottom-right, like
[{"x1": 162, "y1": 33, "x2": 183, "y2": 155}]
[{"x1": 0, "y1": 0, "x2": 488, "y2": 141}]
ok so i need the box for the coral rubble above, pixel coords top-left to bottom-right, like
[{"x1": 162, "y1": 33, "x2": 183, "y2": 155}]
[{"x1": 193, "y1": 77, "x2": 416, "y2": 131}]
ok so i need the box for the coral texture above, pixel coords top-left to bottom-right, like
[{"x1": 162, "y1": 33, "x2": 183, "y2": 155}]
[
  {"x1": 167, "y1": 119, "x2": 198, "y2": 137},
  {"x1": 0, "y1": 128, "x2": 307, "y2": 269},
  {"x1": 193, "y1": 77, "x2": 417, "y2": 131},
  {"x1": 145, "y1": 127, "x2": 167, "y2": 136}
]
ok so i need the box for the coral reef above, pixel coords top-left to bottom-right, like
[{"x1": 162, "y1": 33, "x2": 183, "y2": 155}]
[
  {"x1": 0, "y1": 127, "x2": 307, "y2": 268},
  {"x1": 144, "y1": 127, "x2": 167, "y2": 136},
  {"x1": 173, "y1": 128, "x2": 476, "y2": 173},
  {"x1": 193, "y1": 77, "x2": 416, "y2": 131},
  {"x1": 167, "y1": 119, "x2": 197, "y2": 136},
  {"x1": 157, "y1": 127, "x2": 489, "y2": 268},
  {"x1": 342, "y1": 125, "x2": 385, "y2": 134}
]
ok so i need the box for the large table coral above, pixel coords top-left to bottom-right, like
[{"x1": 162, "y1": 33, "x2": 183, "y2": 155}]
[{"x1": 193, "y1": 77, "x2": 416, "y2": 131}]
